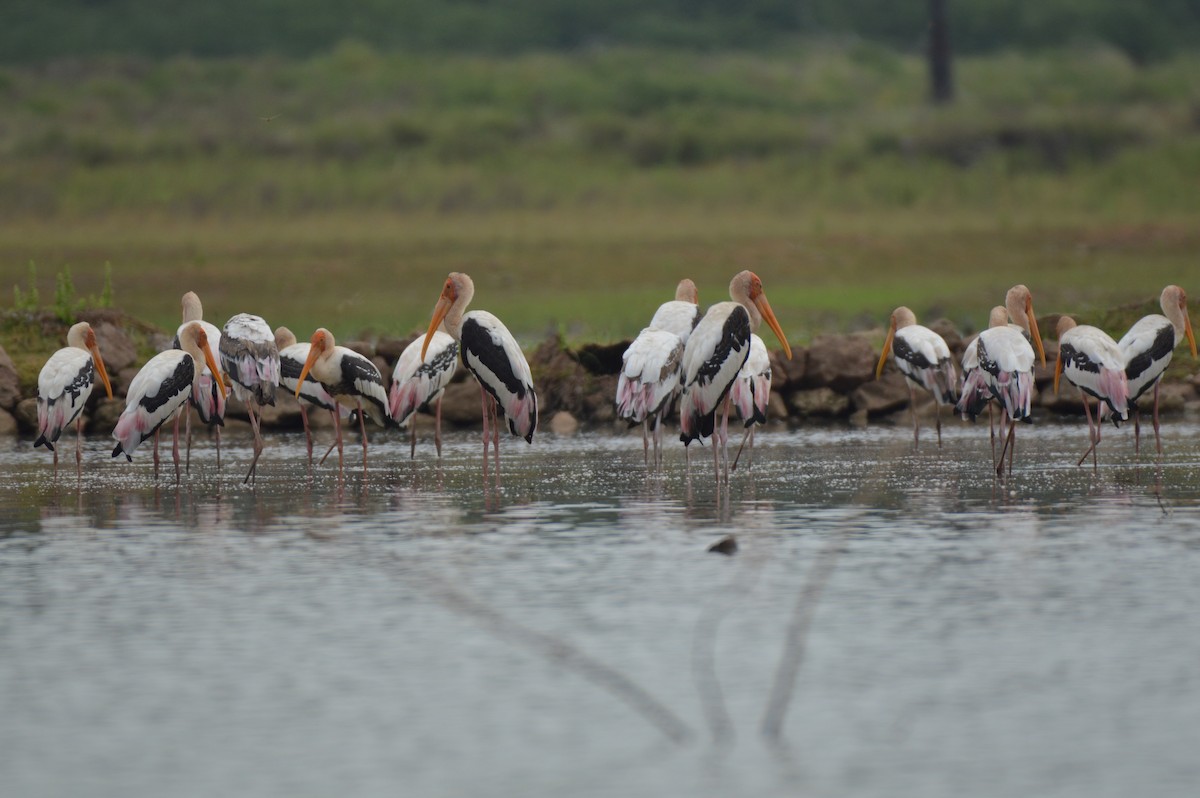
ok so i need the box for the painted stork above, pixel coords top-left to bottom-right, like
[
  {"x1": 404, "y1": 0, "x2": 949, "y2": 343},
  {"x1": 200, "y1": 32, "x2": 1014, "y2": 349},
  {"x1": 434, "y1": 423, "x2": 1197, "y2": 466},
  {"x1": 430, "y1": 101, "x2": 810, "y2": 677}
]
[
  {"x1": 389, "y1": 329, "x2": 459, "y2": 458},
  {"x1": 960, "y1": 284, "x2": 1046, "y2": 476},
  {"x1": 728, "y1": 333, "x2": 771, "y2": 469},
  {"x1": 220, "y1": 313, "x2": 279, "y2": 484},
  {"x1": 957, "y1": 306, "x2": 1010, "y2": 463},
  {"x1": 173, "y1": 291, "x2": 226, "y2": 469},
  {"x1": 1117, "y1": 284, "x2": 1197, "y2": 456},
  {"x1": 679, "y1": 270, "x2": 791, "y2": 489},
  {"x1": 275, "y1": 326, "x2": 341, "y2": 466},
  {"x1": 875, "y1": 306, "x2": 958, "y2": 450},
  {"x1": 34, "y1": 321, "x2": 114, "y2": 474},
  {"x1": 1054, "y1": 315, "x2": 1129, "y2": 471},
  {"x1": 616, "y1": 279, "x2": 700, "y2": 466},
  {"x1": 422, "y1": 272, "x2": 537, "y2": 482},
  {"x1": 112, "y1": 322, "x2": 225, "y2": 479},
  {"x1": 295, "y1": 328, "x2": 391, "y2": 475}
]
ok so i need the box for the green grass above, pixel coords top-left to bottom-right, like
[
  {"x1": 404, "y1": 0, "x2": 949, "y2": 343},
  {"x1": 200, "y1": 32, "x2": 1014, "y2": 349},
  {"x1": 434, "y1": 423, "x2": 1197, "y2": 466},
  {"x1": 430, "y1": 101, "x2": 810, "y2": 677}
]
[{"x1": 1, "y1": 46, "x2": 1199, "y2": 353}]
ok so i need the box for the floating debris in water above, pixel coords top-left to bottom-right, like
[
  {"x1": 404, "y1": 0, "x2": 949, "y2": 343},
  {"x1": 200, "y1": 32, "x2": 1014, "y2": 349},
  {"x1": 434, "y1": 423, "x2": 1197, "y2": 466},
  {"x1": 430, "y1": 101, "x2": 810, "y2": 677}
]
[{"x1": 708, "y1": 535, "x2": 737, "y2": 555}]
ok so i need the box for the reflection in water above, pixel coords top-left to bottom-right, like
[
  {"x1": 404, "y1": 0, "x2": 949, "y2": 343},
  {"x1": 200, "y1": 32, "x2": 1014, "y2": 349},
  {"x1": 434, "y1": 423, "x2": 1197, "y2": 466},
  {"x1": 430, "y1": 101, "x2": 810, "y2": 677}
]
[{"x1": 3, "y1": 425, "x2": 1200, "y2": 798}]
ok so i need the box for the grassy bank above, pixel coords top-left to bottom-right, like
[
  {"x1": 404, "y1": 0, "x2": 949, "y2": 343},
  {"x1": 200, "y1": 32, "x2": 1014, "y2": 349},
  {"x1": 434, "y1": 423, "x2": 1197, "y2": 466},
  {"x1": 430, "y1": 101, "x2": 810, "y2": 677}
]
[{"x1": 1, "y1": 45, "x2": 1198, "y2": 341}]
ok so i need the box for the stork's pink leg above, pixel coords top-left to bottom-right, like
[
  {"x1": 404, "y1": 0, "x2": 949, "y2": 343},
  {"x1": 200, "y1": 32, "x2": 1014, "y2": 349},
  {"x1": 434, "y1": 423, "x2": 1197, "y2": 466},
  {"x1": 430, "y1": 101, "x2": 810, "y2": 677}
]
[
  {"x1": 479, "y1": 382, "x2": 490, "y2": 480},
  {"x1": 171, "y1": 411, "x2": 183, "y2": 482},
  {"x1": 1078, "y1": 395, "x2": 1099, "y2": 470},
  {"x1": 185, "y1": 407, "x2": 192, "y2": 475},
  {"x1": 75, "y1": 415, "x2": 83, "y2": 475},
  {"x1": 909, "y1": 384, "x2": 919, "y2": 451},
  {"x1": 641, "y1": 419, "x2": 649, "y2": 466},
  {"x1": 490, "y1": 395, "x2": 501, "y2": 483},
  {"x1": 243, "y1": 403, "x2": 265, "y2": 485},
  {"x1": 298, "y1": 404, "x2": 313, "y2": 466},
  {"x1": 434, "y1": 396, "x2": 444, "y2": 458},
  {"x1": 1152, "y1": 381, "x2": 1163, "y2": 457},
  {"x1": 935, "y1": 402, "x2": 943, "y2": 449},
  {"x1": 410, "y1": 414, "x2": 417, "y2": 460},
  {"x1": 1133, "y1": 406, "x2": 1141, "y2": 458},
  {"x1": 153, "y1": 429, "x2": 161, "y2": 479},
  {"x1": 357, "y1": 400, "x2": 369, "y2": 473}
]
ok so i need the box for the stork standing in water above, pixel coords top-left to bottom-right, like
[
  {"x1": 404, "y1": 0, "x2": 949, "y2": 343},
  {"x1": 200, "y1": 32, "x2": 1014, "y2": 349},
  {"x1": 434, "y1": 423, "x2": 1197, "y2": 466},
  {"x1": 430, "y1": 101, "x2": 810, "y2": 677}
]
[
  {"x1": 616, "y1": 279, "x2": 701, "y2": 466},
  {"x1": 1054, "y1": 316, "x2": 1129, "y2": 471},
  {"x1": 390, "y1": 328, "x2": 459, "y2": 458},
  {"x1": 296, "y1": 328, "x2": 391, "y2": 476},
  {"x1": 956, "y1": 285, "x2": 1045, "y2": 476},
  {"x1": 34, "y1": 321, "x2": 114, "y2": 475},
  {"x1": 173, "y1": 292, "x2": 226, "y2": 470},
  {"x1": 422, "y1": 272, "x2": 537, "y2": 483},
  {"x1": 959, "y1": 306, "x2": 1019, "y2": 464},
  {"x1": 728, "y1": 333, "x2": 771, "y2": 469},
  {"x1": 275, "y1": 326, "x2": 341, "y2": 466},
  {"x1": 220, "y1": 313, "x2": 280, "y2": 484},
  {"x1": 112, "y1": 322, "x2": 225, "y2": 480},
  {"x1": 679, "y1": 270, "x2": 791, "y2": 490},
  {"x1": 876, "y1": 307, "x2": 958, "y2": 450},
  {"x1": 1117, "y1": 284, "x2": 1197, "y2": 456}
]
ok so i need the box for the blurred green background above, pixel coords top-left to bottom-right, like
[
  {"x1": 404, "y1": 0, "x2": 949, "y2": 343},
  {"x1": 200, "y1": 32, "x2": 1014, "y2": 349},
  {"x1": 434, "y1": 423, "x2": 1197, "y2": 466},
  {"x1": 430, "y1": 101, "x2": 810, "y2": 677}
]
[{"x1": 2, "y1": 1, "x2": 1198, "y2": 347}]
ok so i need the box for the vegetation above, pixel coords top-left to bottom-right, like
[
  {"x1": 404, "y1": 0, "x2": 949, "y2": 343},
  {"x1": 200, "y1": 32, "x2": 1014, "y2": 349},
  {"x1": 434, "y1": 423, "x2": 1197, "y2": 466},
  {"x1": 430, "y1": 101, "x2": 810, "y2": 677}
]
[{"x1": 1, "y1": 45, "x2": 1198, "y2": 345}]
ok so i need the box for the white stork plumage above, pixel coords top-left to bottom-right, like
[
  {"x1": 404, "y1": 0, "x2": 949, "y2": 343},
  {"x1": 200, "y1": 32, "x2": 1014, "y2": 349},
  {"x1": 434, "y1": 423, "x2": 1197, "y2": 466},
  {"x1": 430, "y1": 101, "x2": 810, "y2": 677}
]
[
  {"x1": 275, "y1": 326, "x2": 341, "y2": 466},
  {"x1": 220, "y1": 313, "x2": 279, "y2": 484},
  {"x1": 1054, "y1": 315, "x2": 1129, "y2": 470},
  {"x1": 34, "y1": 321, "x2": 114, "y2": 475},
  {"x1": 296, "y1": 327, "x2": 391, "y2": 475},
  {"x1": 1117, "y1": 284, "x2": 1197, "y2": 456},
  {"x1": 390, "y1": 329, "x2": 459, "y2": 458},
  {"x1": 616, "y1": 278, "x2": 700, "y2": 466},
  {"x1": 957, "y1": 284, "x2": 1046, "y2": 476},
  {"x1": 679, "y1": 270, "x2": 791, "y2": 490},
  {"x1": 173, "y1": 291, "x2": 227, "y2": 470},
  {"x1": 876, "y1": 306, "x2": 958, "y2": 450},
  {"x1": 422, "y1": 272, "x2": 537, "y2": 482},
  {"x1": 728, "y1": 333, "x2": 772, "y2": 469},
  {"x1": 957, "y1": 306, "x2": 1012, "y2": 465},
  {"x1": 112, "y1": 322, "x2": 225, "y2": 480}
]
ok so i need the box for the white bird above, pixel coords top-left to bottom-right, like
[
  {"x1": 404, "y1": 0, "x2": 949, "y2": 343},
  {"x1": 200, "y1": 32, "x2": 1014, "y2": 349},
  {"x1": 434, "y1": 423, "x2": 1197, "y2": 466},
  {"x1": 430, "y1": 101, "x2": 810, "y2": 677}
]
[
  {"x1": 220, "y1": 313, "x2": 280, "y2": 484},
  {"x1": 728, "y1": 333, "x2": 772, "y2": 469},
  {"x1": 389, "y1": 329, "x2": 459, "y2": 458},
  {"x1": 876, "y1": 306, "x2": 958, "y2": 450},
  {"x1": 1054, "y1": 315, "x2": 1129, "y2": 471},
  {"x1": 679, "y1": 270, "x2": 791, "y2": 491},
  {"x1": 34, "y1": 321, "x2": 114, "y2": 475},
  {"x1": 616, "y1": 279, "x2": 700, "y2": 466},
  {"x1": 422, "y1": 272, "x2": 537, "y2": 483},
  {"x1": 957, "y1": 285, "x2": 1046, "y2": 476},
  {"x1": 1118, "y1": 284, "x2": 1197, "y2": 456},
  {"x1": 173, "y1": 291, "x2": 226, "y2": 469},
  {"x1": 275, "y1": 326, "x2": 341, "y2": 466},
  {"x1": 296, "y1": 328, "x2": 391, "y2": 475},
  {"x1": 112, "y1": 322, "x2": 225, "y2": 480}
]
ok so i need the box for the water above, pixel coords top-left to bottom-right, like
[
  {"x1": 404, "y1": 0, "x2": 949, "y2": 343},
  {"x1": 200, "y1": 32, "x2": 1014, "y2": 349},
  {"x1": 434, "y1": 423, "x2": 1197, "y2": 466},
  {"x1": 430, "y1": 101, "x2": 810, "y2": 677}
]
[{"x1": 3, "y1": 422, "x2": 1200, "y2": 797}]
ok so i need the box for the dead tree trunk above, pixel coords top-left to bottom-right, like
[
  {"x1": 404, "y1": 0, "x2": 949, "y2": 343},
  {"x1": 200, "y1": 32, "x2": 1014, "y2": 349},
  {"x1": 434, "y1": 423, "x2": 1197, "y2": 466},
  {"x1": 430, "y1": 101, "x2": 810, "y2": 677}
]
[{"x1": 929, "y1": 0, "x2": 954, "y2": 104}]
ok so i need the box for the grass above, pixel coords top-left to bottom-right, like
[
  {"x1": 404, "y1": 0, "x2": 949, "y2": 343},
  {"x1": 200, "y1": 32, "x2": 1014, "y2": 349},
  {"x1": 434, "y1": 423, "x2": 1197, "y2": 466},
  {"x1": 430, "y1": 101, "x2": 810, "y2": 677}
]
[{"x1": 1, "y1": 45, "x2": 1199, "y2": 359}]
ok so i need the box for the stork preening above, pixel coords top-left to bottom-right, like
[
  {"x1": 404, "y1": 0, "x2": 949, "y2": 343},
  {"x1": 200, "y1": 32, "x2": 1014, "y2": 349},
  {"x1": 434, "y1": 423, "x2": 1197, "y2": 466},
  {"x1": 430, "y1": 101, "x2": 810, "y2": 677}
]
[
  {"x1": 220, "y1": 313, "x2": 280, "y2": 484},
  {"x1": 616, "y1": 279, "x2": 700, "y2": 466},
  {"x1": 34, "y1": 321, "x2": 114, "y2": 475},
  {"x1": 728, "y1": 333, "x2": 771, "y2": 469},
  {"x1": 956, "y1": 285, "x2": 1045, "y2": 476},
  {"x1": 275, "y1": 326, "x2": 341, "y2": 466},
  {"x1": 390, "y1": 329, "x2": 459, "y2": 458},
  {"x1": 1054, "y1": 316, "x2": 1129, "y2": 471},
  {"x1": 1117, "y1": 284, "x2": 1197, "y2": 457},
  {"x1": 876, "y1": 306, "x2": 958, "y2": 450},
  {"x1": 423, "y1": 272, "x2": 537, "y2": 483},
  {"x1": 296, "y1": 328, "x2": 391, "y2": 476},
  {"x1": 174, "y1": 291, "x2": 227, "y2": 470},
  {"x1": 679, "y1": 270, "x2": 791, "y2": 491},
  {"x1": 112, "y1": 322, "x2": 225, "y2": 480}
]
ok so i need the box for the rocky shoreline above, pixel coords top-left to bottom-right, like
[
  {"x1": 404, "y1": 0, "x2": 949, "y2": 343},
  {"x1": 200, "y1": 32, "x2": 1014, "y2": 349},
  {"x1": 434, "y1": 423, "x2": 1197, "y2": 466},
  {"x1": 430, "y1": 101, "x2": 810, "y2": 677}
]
[{"x1": 2, "y1": 309, "x2": 1199, "y2": 440}]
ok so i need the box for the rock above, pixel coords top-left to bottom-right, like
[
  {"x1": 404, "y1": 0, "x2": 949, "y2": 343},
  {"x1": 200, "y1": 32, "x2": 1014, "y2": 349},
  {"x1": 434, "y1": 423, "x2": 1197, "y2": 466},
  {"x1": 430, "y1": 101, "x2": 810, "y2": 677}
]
[
  {"x1": 771, "y1": 347, "x2": 806, "y2": 390},
  {"x1": 575, "y1": 342, "x2": 627, "y2": 375},
  {"x1": 849, "y1": 408, "x2": 868, "y2": 427},
  {"x1": 256, "y1": 394, "x2": 303, "y2": 429},
  {"x1": 787, "y1": 387, "x2": 850, "y2": 417},
  {"x1": 14, "y1": 397, "x2": 38, "y2": 431},
  {"x1": 0, "y1": 345, "x2": 20, "y2": 410},
  {"x1": 114, "y1": 366, "x2": 141, "y2": 399},
  {"x1": 344, "y1": 340, "x2": 375, "y2": 359},
  {"x1": 1033, "y1": 341, "x2": 1059, "y2": 387},
  {"x1": 926, "y1": 318, "x2": 963, "y2": 356},
  {"x1": 1157, "y1": 382, "x2": 1194, "y2": 413},
  {"x1": 0, "y1": 408, "x2": 16, "y2": 435},
  {"x1": 88, "y1": 398, "x2": 125, "y2": 431},
  {"x1": 146, "y1": 332, "x2": 174, "y2": 354},
  {"x1": 767, "y1": 390, "x2": 788, "y2": 421},
  {"x1": 371, "y1": 357, "x2": 391, "y2": 386},
  {"x1": 803, "y1": 334, "x2": 876, "y2": 393},
  {"x1": 549, "y1": 411, "x2": 579, "y2": 435},
  {"x1": 850, "y1": 370, "x2": 909, "y2": 416},
  {"x1": 438, "y1": 381, "x2": 483, "y2": 425},
  {"x1": 376, "y1": 335, "x2": 414, "y2": 364},
  {"x1": 92, "y1": 321, "x2": 138, "y2": 371},
  {"x1": 707, "y1": 535, "x2": 737, "y2": 555}
]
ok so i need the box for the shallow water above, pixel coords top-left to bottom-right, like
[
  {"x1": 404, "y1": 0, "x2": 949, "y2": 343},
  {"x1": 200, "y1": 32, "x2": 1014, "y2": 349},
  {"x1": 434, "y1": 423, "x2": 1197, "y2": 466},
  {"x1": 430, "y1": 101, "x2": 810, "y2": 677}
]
[{"x1": 3, "y1": 422, "x2": 1200, "y2": 798}]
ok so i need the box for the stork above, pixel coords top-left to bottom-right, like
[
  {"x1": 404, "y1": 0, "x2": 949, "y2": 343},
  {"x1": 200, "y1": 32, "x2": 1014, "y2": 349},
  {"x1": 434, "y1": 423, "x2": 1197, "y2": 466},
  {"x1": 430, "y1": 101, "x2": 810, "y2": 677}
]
[
  {"x1": 876, "y1": 306, "x2": 958, "y2": 450},
  {"x1": 422, "y1": 272, "x2": 537, "y2": 483},
  {"x1": 390, "y1": 329, "x2": 459, "y2": 458},
  {"x1": 34, "y1": 321, "x2": 114, "y2": 475},
  {"x1": 220, "y1": 313, "x2": 279, "y2": 484},
  {"x1": 1054, "y1": 315, "x2": 1129, "y2": 471},
  {"x1": 173, "y1": 291, "x2": 226, "y2": 470},
  {"x1": 275, "y1": 326, "x2": 341, "y2": 466}
]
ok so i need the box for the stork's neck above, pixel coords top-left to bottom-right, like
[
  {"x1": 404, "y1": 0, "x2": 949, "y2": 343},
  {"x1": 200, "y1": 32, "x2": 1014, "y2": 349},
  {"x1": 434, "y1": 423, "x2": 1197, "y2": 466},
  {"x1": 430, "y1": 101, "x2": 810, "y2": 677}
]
[
  {"x1": 743, "y1": 299, "x2": 762, "y2": 333},
  {"x1": 1007, "y1": 302, "x2": 1031, "y2": 335},
  {"x1": 1164, "y1": 301, "x2": 1187, "y2": 343}
]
